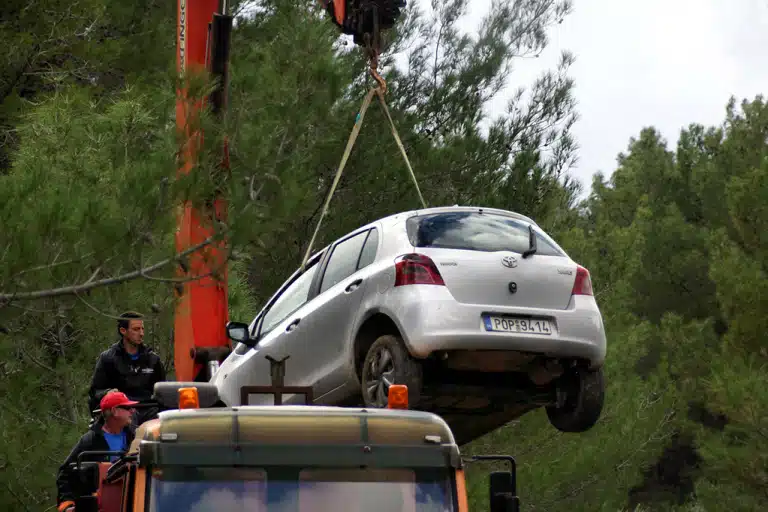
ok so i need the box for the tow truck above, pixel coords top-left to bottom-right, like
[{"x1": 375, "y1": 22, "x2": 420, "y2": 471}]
[{"x1": 63, "y1": 326, "x2": 522, "y2": 511}]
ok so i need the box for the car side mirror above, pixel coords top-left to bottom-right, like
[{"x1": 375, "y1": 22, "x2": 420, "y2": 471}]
[{"x1": 226, "y1": 321, "x2": 254, "y2": 347}]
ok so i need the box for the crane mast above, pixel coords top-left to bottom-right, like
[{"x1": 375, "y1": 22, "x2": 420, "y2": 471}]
[{"x1": 174, "y1": 0, "x2": 232, "y2": 382}]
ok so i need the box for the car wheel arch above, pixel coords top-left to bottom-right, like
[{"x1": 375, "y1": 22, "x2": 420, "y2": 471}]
[{"x1": 352, "y1": 312, "x2": 403, "y2": 381}]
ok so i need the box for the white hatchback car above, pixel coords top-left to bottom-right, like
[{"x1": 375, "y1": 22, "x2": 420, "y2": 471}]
[{"x1": 212, "y1": 206, "x2": 607, "y2": 444}]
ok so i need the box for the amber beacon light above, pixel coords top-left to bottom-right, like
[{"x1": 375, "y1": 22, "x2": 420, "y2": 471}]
[
  {"x1": 387, "y1": 384, "x2": 409, "y2": 409},
  {"x1": 178, "y1": 387, "x2": 200, "y2": 409}
]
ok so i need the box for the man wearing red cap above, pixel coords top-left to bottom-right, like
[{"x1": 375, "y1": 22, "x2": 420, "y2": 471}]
[{"x1": 56, "y1": 391, "x2": 138, "y2": 512}]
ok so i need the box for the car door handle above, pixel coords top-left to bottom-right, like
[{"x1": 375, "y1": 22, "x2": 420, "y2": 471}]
[
  {"x1": 286, "y1": 318, "x2": 300, "y2": 332},
  {"x1": 345, "y1": 278, "x2": 363, "y2": 293}
]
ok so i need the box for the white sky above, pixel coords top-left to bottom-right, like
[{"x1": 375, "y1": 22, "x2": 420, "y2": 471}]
[{"x1": 423, "y1": 0, "x2": 768, "y2": 196}]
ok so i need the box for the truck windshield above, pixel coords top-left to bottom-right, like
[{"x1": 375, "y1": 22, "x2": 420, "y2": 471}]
[{"x1": 148, "y1": 467, "x2": 456, "y2": 512}]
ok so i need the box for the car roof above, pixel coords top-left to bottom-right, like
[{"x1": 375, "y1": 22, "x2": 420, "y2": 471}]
[
  {"x1": 361, "y1": 205, "x2": 539, "y2": 231},
  {"x1": 300, "y1": 206, "x2": 541, "y2": 271}
]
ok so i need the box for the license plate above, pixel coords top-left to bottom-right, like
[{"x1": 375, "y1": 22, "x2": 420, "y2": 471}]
[{"x1": 483, "y1": 315, "x2": 553, "y2": 335}]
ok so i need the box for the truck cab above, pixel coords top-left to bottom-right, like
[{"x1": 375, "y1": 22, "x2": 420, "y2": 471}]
[
  {"x1": 131, "y1": 404, "x2": 465, "y2": 511},
  {"x1": 65, "y1": 376, "x2": 520, "y2": 512}
]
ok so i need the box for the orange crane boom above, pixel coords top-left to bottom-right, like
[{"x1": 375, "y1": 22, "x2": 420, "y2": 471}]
[{"x1": 174, "y1": 0, "x2": 231, "y2": 382}]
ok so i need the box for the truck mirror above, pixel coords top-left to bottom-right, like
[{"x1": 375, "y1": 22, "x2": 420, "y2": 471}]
[
  {"x1": 74, "y1": 495, "x2": 99, "y2": 512},
  {"x1": 61, "y1": 461, "x2": 101, "y2": 512},
  {"x1": 226, "y1": 321, "x2": 252, "y2": 345},
  {"x1": 489, "y1": 471, "x2": 520, "y2": 512},
  {"x1": 71, "y1": 461, "x2": 101, "y2": 496}
]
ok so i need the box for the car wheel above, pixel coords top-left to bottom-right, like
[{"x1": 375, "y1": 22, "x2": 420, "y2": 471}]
[
  {"x1": 361, "y1": 334, "x2": 422, "y2": 409},
  {"x1": 545, "y1": 366, "x2": 605, "y2": 433}
]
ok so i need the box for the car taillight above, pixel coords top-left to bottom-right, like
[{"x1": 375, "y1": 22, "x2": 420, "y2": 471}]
[
  {"x1": 394, "y1": 253, "x2": 445, "y2": 286},
  {"x1": 571, "y1": 265, "x2": 593, "y2": 296}
]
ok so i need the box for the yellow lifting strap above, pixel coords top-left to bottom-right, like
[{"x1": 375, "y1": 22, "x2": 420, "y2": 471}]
[{"x1": 300, "y1": 83, "x2": 427, "y2": 271}]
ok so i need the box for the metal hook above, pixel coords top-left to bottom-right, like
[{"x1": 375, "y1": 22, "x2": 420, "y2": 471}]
[{"x1": 369, "y1": 55, "x2": 386, "y2": 93}]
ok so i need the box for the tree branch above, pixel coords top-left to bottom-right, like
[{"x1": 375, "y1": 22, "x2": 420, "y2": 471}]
[
  {"x1": 20, "y1": 344, "x2": 55, "y2": 373},
  {"x1": 3, "y1": 482, "x2": 30, "y2": 512},
  {"x1": 73, "y1": 290, "x2": 133, "y2": 321},
  {"x1": 139, "y1": 259, "x2": 228, "y2": 284},
  {"x1": 0, "y1": 232, "x2": 223, "y2": 302}
]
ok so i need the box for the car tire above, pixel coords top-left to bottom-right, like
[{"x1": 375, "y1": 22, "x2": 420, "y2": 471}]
[
  {"x1": 545, "y1": 366, "x2": 605, "y2": 433},
  {"x1": 361, "y1": 334, "x2": 422, "y2": 409}
]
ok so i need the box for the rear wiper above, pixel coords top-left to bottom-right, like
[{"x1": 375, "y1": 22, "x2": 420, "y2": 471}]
[{"x1": 522, "y1": 225, "x2": 537, "y2": 259}]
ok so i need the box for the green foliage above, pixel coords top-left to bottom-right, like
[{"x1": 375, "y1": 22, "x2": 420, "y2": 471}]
[
  {"x1": 0, "y1": 0, "x2": 175, "y2": 171},
  {"x1": 708, "y1": 228, "x2": 768, "y2": 355},
  {"x1": 1, "y1": 86, "x2": 175, "y2": 286},
  {"x1": 695, "y1": 354, "x2": 768, "y2": 504},
  {"x1": 625, "y1": 201, "x2": 717, "y2": 323}
]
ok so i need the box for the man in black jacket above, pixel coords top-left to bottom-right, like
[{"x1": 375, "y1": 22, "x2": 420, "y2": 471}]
[
  {"x1": 88, "y1": 312, "x2": 167, "y2": 427},
  {"x1": 57, "y1": 391, "x2": 137, "y2": 512}
]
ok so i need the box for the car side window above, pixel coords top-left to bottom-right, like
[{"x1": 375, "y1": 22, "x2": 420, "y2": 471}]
[
  {"x1": 259, "y1": 260, "x2": 320, "y2": 337},
  {"x1": 356, "y1": 228, "x2": 379, "y2": 270},
  {"x1": 320, "y1": 230, "x2": 369, "y2": 293}
]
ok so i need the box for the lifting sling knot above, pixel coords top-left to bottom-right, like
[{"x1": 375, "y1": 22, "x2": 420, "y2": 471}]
[
  {"x1": 364, "y1": 32, "x2": 386, "y2": 94},
  {"x1": 369, "y1": 52, "x2": 386, "y2": 94}
]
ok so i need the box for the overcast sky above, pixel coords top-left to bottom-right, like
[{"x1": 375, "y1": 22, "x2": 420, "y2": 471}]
[{"x1": 428, "y1": 0, "x2": 768, "y2": 196}]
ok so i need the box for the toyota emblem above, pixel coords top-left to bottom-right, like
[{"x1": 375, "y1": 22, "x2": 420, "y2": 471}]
[{"x1": 501, "y1": 255, "x2": 518, "y2": 268}]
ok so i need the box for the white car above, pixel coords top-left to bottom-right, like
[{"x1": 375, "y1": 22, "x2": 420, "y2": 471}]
[{"x1": 213, "y1": 206, "x2": 607, "y2": 444}]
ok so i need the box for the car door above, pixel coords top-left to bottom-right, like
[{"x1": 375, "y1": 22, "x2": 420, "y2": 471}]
[
  {"x1": 237, "y1": 252, "x2": 326, "y2": 405},
  {"x1": 294, "y1": 227, "x2": 380, "y2": 401}
]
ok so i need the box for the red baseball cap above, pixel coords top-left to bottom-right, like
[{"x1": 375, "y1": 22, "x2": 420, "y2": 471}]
[{"x1": 100, "y1": 391, "x2": 139, "y2": 411}]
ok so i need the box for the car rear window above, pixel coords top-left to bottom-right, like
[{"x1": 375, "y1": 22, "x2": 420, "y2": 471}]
[{"x1": 405, "y1": 211, "x2": 565, "y2": 256}]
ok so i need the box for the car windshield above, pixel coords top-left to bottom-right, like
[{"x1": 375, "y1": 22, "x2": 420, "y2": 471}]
[
  {"x1": 148, "y1": 466, "x2": 456, "y2": 512},
  {"x1": 406, "y1": 211, "x2": 565, "y2": 256}
]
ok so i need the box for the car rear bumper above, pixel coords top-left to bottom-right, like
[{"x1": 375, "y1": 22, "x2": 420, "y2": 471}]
[{"x1": 381, "y1": 287, "x2": 607, "y2": 368}]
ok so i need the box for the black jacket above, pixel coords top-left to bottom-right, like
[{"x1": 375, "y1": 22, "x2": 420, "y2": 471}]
[
  {"x1": 56, "y1": 424, "x2": 136, "y2": 505},
  {"x1": 88, "y1": 341, "x2": 166, "y2": 412}
]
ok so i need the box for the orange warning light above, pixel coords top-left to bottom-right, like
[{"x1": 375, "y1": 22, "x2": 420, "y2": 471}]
[
  {"x1": 178, "y1": 387, "x2": 200, "y2": 409},
  {"x1": 387, "y1": 384, "x2": 409, "y2": 409}
]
